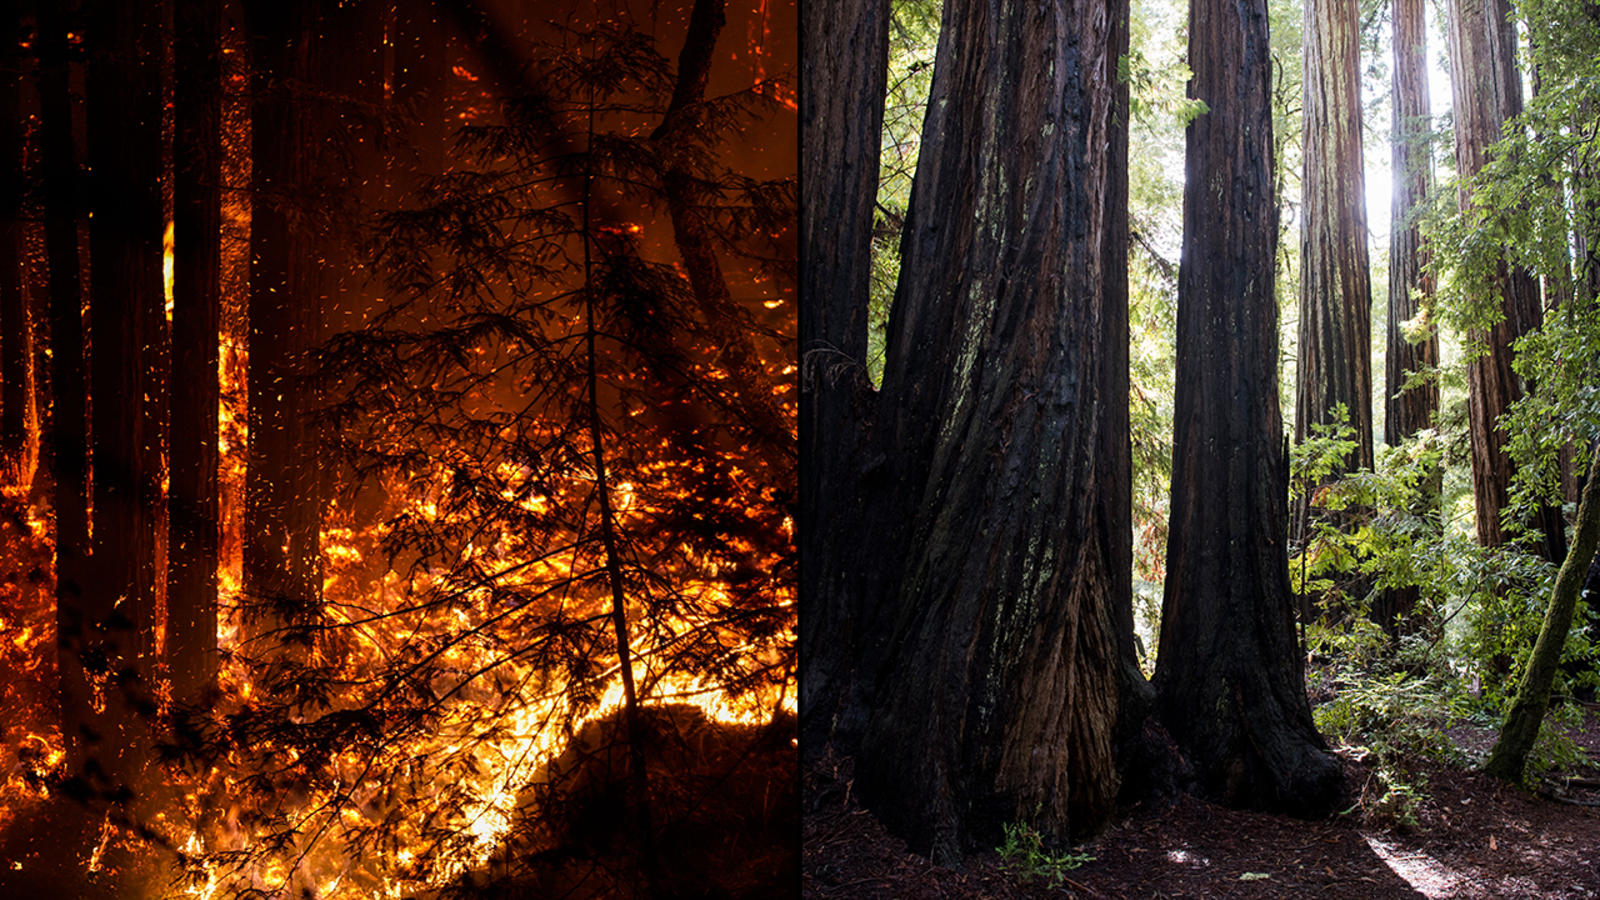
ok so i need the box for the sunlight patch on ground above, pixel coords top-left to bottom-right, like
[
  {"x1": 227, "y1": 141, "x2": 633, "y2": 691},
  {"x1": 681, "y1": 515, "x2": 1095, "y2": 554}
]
[
  {"x1": 1364, "y1": 835, "x2": 1486, "y2": 899},
  {"x1": 1165, "y1": 847, "x2": 1210, "y2": 867}
]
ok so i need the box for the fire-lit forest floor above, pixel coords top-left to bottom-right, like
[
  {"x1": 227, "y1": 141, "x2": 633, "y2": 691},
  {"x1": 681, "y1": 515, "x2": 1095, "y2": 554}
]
[{"x1": 803, "y1": 708, "x2": 1600, "y2": 899}]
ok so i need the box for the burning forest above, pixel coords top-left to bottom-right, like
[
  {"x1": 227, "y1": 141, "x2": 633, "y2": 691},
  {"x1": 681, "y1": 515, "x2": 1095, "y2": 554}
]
[{"x1": 0, "y1": 0, "x2": 797, "y2": 898}]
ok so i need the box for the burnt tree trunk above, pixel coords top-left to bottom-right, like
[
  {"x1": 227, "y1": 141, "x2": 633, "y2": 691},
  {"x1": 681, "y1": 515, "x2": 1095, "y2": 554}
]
[
  {"x1": 1154, "y1": 0, "x2": 1344, "y2": 816},
  {"x1": 169, "y1": 0, "x2": 224, "y2": 708},
  {"x1": 0, "y1": 0, "x2": 25, "y2": 478},
  {"x1": 654, "y1": 0, "x2": 795, "y2": 480},
  {"x1": 834, "y1": 0, "x2": 1140, "y2": 863},
  {"x1": 796, "y1": 0, "x2": 889, "y2": 752},
  {"x1": 246, "y1": 0, "x2": 325, "y2": 632},
  {"x1": 1377, "y1": 0, "x2": 1440, "y2": 634},
  {"x1": 1447, "y1": 0, "x2": 1553, "y2": 554},
  {"x1": 1296, "y1": 0, "x2": 1373, "y2": 473}
]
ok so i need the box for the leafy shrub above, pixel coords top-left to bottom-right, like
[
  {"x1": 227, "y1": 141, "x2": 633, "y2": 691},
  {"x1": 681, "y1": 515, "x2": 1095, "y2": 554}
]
[{"x1": 996, "y1": 822, "x2": 1093, "y2": 887}]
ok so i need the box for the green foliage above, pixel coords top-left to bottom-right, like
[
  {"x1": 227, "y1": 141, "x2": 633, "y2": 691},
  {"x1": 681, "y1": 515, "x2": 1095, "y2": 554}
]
[
  {"x1": 867, "y1": 0, "x2": 942, "y2": 385},
  {"x1": 996, "y1": 822, "x2": 1094, "y2": 887},
  {"x1": 1309, "y1": 624, "x2": 1461, "y2": 828}
]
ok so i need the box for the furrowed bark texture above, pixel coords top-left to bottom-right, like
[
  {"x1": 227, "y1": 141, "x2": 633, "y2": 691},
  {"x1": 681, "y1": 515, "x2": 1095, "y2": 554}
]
[
  {"x1": 1386, "y1": 0, "x2": 1437, "y2": 444},
  {"x1": 852, "y1": 0, "x2": 1135, "y2": 862},
  {"x1": 1485, "y1": 441, "x2": 1600, "y2": 781},
  {"x1": 1155, "y1": 0, "x2": 1343, "y2": 816},
  {"x1": 1377, "y1": 0, "x2": 1439, "y2": 632},
  {"x1": 1297, "y1": 0, "x2": 1373, "y2": 471},
  {"x1": 797, "y1": 0, "x2": 889, "y2": 751},
  {"x1": 1447, "y1": 0, "x2": 1543, "y2": 549}
]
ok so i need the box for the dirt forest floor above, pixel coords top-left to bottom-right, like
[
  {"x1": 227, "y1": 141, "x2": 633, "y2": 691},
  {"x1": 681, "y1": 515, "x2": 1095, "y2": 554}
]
[{"x1": 803, "y1": 709, "x2": 1600, "y2": 899}]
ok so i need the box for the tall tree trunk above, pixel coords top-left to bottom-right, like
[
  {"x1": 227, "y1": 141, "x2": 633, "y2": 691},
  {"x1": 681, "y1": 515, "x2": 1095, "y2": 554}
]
[
  {"x1": 1377, "y1": 0, "x2": 1440, "y2": 633},
  {"x1": 1154, "y1": 0, "x2": 1344, "y2": 816},
  {"x1": 653, "y1": 0, "x2": 795, "y2": 481},
  {"x1": 169, "y1": 0, "x2": 224, "y2": 707},
  {"x1": 2, "y1": 4, "x2": 101, "y2": 892},
  {"x1": 1297, "y1": 0, "x2": 1374, "y2": 473},
  {"x1": 839, "y1": 0, "x2": 1138, "y2": 862},
  {"x1": 1447, "y1": 0, "x2": 1549, "y2": 552},
  {"x1": 796, "y1": 0, "x2": 889, "y2": 753},
  {"x1": 80, "y1": 0, "x2": 169, "y2": 894},
  {"x1": 245, "y1": 0, "x2": 325, "y2": 634},
  {"x1": 0, "y1": 0, "x2": 26, "y2": 478}
]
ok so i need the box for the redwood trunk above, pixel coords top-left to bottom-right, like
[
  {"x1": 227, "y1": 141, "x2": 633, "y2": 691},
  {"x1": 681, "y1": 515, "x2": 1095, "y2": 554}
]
[
  {"x1": 1154, "y1": 0, "x2": 1343, "y2": 816},
  {"x1": 1447, "y1": 0, "x2": 1546, "y2": 551},
  {"x1": 848, "y1": 0, "x2": 1137, "y2": 861},
  {"x1": 796, "y1": 0, "x2": 889, "y2": 751},
  {"x1": 1378, "y1": 0, "x2": 1440, "y2": 632},
  {"x1": 1297, "y1": 0, "x2": 1373, "y2": 472},
  {"x1": 170, "y1": 0, "x2": 224, "y2": 706},
  {"x1": 0, "y1": 0, "x2": 24, "y2": 476},
  {"x1": 245, "y1": 0, "x2": 325, "y2": 629}
]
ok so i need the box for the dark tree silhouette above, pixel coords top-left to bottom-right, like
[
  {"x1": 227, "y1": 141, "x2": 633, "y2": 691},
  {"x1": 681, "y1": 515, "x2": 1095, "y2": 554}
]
[
  {"x1": 804, "y1": 0, "x2": 1144, "y2": 864},
  {"x1": 169, "y1": 0, "x2": 225, "y2": 707},
  {"x1": 1153, "y1": 0, "x2": 1344, "y2": 816}
]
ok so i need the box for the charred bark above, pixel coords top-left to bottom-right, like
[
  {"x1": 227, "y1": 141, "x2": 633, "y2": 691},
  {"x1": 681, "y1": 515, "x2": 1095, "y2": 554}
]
[
  {"x1": 1154, "y1": 0, "x2": 1344, "y2": 817},
  {"x1": 838, "y1": 0, "x2": 1139, "y2": 862}
]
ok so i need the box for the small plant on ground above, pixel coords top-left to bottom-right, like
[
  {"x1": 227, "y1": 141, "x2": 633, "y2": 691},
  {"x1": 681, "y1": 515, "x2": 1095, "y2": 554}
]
[{"x1": 997, "y1": 821, "x2": 1094, "y2": 887}]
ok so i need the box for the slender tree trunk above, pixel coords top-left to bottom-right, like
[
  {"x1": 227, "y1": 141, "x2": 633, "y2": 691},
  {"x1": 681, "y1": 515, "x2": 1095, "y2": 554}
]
[
  {"x1": 1154, "y1": 0, "x2": 1343, "y2": 816},
  {"x1": 169, "y1": 0, "x2": 224, "y2": 707},
  {"x1": 1377, "y1": 0, "x2": 1440, "y2": 634},
  {"x1": 838, "y1": 0, "x2": 1137, "y2": 862},
  {"x1": 1447, "y1": 0, "x2": 1548, "y2": 552},
  {"x1": 245, "y1": 0, "x2": 325, "y2": 633},
  {"x1": 653, "y1": 0, "x2": 795, "y2": 480},
  {"x1": 796, "y1": 0, "x2": 889, "y2": 756},
  {"x1": 1485, "y1": 441, "x2": 1600, "y2": 782},
  {"x1": 1, "y1": 5, "x2": 100, "y2": 892},
  {"x1": 0, "y1": 0, "x2": 26, "y2": 478},
  {"x1": 1297, "y1": 0, "x2": 1374, "y2": 472}
]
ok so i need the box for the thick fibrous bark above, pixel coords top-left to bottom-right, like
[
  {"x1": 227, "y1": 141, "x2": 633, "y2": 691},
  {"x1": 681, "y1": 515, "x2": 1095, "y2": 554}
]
[
  {"x1": 1386, "y1": 0, "x2": 1437, "y2": 446},
  {"x1": 796, "y1": 0, "x2": 889, "y2": 751},
  {"x1": 1485, "y1": 441, "x2": 1600, "y2": 782},
  {"x1": 845, "y1": 0, "x2": 1137, "y2": 862},
  {"x1": 1297, "y1": 0, "x2": 1373, "y2": 472},
  {"x1": 1447, "y1": 0, "x2": 1543, "y2": 550},
  {"x1": 170, "y1": 0, "x2": 224, "y2": 707},
  {"x1": 1155, "y1": 0, "x2": 1343, "y2": 816},
  {"x1": 1377, "y1": 0, "x2": 1440, "y2": 633}
]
